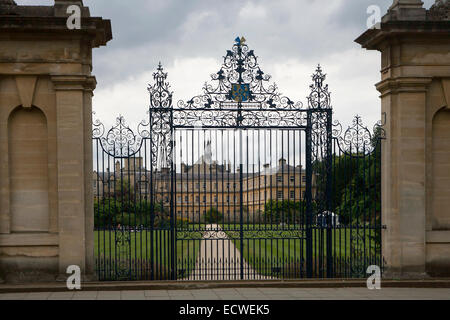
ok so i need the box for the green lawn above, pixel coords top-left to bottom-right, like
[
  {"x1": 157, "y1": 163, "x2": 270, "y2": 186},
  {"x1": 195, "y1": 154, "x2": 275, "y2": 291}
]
[
  {"x1": 94, "y1": 229, "x2": 200, "y2": 280},
  {"x1": 94, "y1": 224, "x2": 381, "y2": 279},
  {"x1": 220, "y1": 224, "x2": 381, "y2": 277}
]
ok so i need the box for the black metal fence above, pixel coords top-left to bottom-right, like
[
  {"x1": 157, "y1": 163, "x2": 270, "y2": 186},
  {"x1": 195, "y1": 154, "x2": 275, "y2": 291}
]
[{"x1": 93, "y1": 38, "x2": 384, "y2": 281}]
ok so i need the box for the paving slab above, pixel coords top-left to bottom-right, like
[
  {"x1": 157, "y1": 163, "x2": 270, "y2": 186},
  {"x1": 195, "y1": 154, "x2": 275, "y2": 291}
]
[
  {"x1": 1, "y1": 287, "x2": 450, "y2": 300},
  {"x1": 25, "y1": 292, "x2": 52, "y2": 300},
  {"x1": 48, "y1": 292, "x2": 75, "y2": 300},
  {"x1": 121, "y1": 290, "x2": 146, "y2": 300},
  {"x1": 0, "y1": 293, "x2": 27, "y2": 300},
  {"x1": 144, "y1": 290, "x2": 169, "y2": 297},
  {"x1": 96, "y1": 291, "x2": 121, "y2": 300},
  {"x1": 73, "y1": 291, "x2": 99, "y2": 300}
]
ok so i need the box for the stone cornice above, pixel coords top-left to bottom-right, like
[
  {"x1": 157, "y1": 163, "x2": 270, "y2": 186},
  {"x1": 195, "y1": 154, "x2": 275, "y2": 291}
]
[
  {"x1": 355, "y1": 20, "x2": 450, "y2": 50},
  {"x1": 51, "y1": 75, "x2": 96, "y2": 91},
  {"x1": 376, "y1": 77, "x2": 432, "y2": 96},
  {"x1": 0, "y1": 16, "x2": 112, "y2": 48}
]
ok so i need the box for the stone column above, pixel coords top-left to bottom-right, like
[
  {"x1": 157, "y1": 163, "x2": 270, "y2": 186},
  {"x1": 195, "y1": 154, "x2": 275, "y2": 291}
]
[
  {"x1": 0, "y1": 0, "x2": 111, "y2": 282},
  {"x1": 51, "y1": 76, "x2": 96, "y2": 280},
  {"x1": 356, "y1": 0, "x2": 450, "y2": 278}
]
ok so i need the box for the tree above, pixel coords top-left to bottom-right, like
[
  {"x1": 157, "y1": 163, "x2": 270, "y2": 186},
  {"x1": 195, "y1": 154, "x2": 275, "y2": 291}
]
[
  {"x1": 203, "y1": 207, "x2": 223, "y2": 224},
  {"x1": 263, "y1": 200, "x2": 305, "y2": 225}
]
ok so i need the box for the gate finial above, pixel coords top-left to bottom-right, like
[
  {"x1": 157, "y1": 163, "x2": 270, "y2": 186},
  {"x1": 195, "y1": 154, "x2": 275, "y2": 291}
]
[
  {"x1": 307, "y1": 64, "x2": 331, "y2": 109},
  {"x1": 148, "y1": 63, "x2": 173, "y2": 109}
]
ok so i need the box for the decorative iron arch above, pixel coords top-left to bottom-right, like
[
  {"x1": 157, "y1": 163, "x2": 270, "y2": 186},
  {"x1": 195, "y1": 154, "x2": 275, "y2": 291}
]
[
  {"x1": 93, "y1": 114, "x2": 143, "y2": 158},
  {"x1": 174, "y1": 37, "x2": 307, "y2": 129},
  {"x1": 332, "y1": 114, "x2": 386, "y2": 156}
]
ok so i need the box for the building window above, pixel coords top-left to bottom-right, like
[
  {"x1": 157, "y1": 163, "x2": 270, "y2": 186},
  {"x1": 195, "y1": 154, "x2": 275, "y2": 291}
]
[
  {"x1": 277, "y1": 191, "x2": 283, "y2": 200},
  {"x1": 277, "y1": 175, "x2": 283, "y2": 183},
  {"x1": 290, "y1": 191, "x2": 295, "y2": 199},
  {"x1": 185, "y1": 196, "x2": 188, "y2": 202},
  {"x1": 203, "y1": 196, "x2": 206, "y2": 203},
  {"x1": 290, "y1": 176, "x2": 295, "y2": 183},
  {"x1": 302, "y1": 176, "x2": 306, "y2": 183},
  {"x1": 195, "y1": 196, "x2": 200, "y2": 202},
  {"x1": 196, "y1": 183, "x2": 200, "y2": 189},
  {"x1": 203, "y1": 182, "x2": 206, "y2": 189}
]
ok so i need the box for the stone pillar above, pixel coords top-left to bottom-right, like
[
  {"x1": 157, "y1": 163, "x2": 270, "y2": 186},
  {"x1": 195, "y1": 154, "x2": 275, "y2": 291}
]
[
  {"x1": 356, "y1": 0, "x2": 450, "y2": 278},
  {"x1": 0, "y1": 0, "x2": 111, "y2": 282}
]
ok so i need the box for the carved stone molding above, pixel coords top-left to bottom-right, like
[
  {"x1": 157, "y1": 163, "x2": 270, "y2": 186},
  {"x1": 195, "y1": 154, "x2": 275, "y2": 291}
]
[{"x1": 429, "y1": 0, "x2": 450, "y2": 21}]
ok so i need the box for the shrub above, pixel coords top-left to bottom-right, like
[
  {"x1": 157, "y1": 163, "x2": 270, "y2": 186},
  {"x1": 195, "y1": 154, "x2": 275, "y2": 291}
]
[{"x1": 203, "y1": 207, "x2": 223, "y2": 224}]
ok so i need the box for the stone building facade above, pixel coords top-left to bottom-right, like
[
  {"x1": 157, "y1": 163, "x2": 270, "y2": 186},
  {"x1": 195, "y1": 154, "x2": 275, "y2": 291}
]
[
  {"x1": 356, "y1": 0, "x2": 450, "y2": 277},
  {"x1": 0, "y1": 0, "x2": 111, "y2": 281},
  {"x1": 94, "y1": 141, "x2": 313, "y2": 224}
]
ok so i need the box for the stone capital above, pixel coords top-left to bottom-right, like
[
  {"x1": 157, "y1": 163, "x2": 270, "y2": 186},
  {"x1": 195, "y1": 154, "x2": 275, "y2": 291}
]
[
  {"x1": 51, "y1": 75, "x2": 97, "y2": 92},
  {"x1": 376, "y1": 77, "x2": 432, "y2": 96}
]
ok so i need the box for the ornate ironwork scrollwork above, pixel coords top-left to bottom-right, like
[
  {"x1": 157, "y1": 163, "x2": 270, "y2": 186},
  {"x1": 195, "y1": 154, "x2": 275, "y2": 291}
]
[
  {"x1": 115, "y1": 230, "x2": 132, "y2": 279},
  {"x1": 149, "y1": 71, "x2": 173, "y2": 169},
  {"x1": 333, "y1": 115, "x2": 385, "y2": 156},
  {"x1": 307, "y1": 65, "x2": 331, "y2": 109},
  {"x1": 149, "y1": 62, "x2": 173, "y2": 109},
  {"x1": 174, "y1": 37, "x2": 304, "y2": 128},
  {"x1": 101, "y1": 116, "x2": 143, "y2": 158},
  {"x1": 349, "y1": 228, "x2": 367, "y2": 277},
  {"x1": 92, "y1": 112, "x2": 105, "y2": 139}
]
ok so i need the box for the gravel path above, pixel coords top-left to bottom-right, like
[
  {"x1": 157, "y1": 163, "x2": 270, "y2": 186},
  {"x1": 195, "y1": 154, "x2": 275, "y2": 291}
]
[{"x1": 186, "y1": 224, "x2": 271, "y2": 280}]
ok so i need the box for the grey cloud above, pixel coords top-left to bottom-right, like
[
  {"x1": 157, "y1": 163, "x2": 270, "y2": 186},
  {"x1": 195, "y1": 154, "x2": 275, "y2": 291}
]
[{"x1": 15, "y1": 0, "x2": 436, "y2": 128}]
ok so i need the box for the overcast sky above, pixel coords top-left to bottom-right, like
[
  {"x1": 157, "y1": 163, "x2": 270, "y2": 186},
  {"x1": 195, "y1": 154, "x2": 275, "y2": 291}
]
[{"x1": 17, "y1": 0, "x2": 436, "y2": 130}]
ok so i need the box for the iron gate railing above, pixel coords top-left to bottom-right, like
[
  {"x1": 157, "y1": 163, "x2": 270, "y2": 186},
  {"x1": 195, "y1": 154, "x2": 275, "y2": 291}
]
[{"x1": 93, "y1": 38, "x2": 384, "y2": 281}]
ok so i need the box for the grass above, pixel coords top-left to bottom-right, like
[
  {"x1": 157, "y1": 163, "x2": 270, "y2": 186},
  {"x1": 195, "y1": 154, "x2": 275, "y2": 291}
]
[
  {"x1": 94, "y1": 229, "x2": 200, "y2": 280},
  {"x1": 219, "y1": 224, "x2": 381, "y2": 277},
  {"x1": 94, "y1": 224, "x2": 381, "y2": 279}
]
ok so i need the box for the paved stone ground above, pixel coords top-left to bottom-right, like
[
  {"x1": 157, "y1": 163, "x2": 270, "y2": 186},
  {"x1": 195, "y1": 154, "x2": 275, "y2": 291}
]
[{"x1": 0, "y1": 288, "x2": 449, "y2": 300}]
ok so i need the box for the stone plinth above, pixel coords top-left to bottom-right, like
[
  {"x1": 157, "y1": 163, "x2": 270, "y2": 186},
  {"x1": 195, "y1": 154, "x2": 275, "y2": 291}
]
[
  {"x1": 0, "y1": 0, "x2": 111, "y2": 282},
  {"x1": 356, "y1": 0, "x2": 450, "y2": 277}
]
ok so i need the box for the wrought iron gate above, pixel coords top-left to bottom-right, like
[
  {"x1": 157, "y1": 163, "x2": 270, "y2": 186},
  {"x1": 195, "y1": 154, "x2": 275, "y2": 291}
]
[{"x1": 93, "y1": 38, "x2": 384, "y2": 281}]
